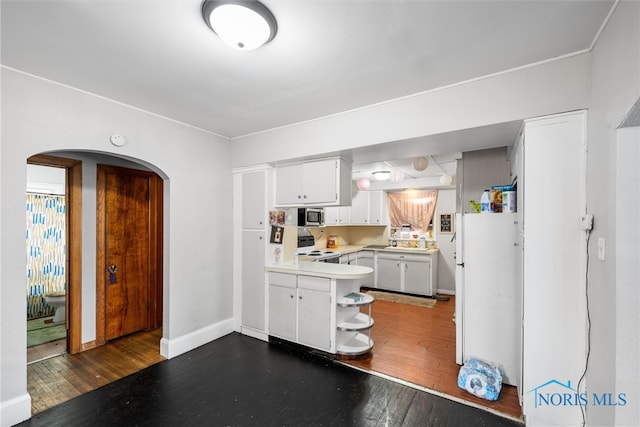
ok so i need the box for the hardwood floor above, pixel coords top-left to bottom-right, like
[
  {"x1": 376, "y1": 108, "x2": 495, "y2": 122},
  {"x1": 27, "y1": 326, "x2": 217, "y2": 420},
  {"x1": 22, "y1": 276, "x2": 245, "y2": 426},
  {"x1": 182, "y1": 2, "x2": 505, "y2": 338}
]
[
  {"x1": 27, "y1": 328, "x2": 165, "y2": 415},
  {"x1": 344, "y1": 295, "x2": 523, "y2": 421},
  {"x1": 21, "y1": 332, "x2": 522, "y2": 427},
  {"x1": 27, "y1": 338, "x2": 67, "y2": 364},
  {"x1": 26, "y1": 298, "x2": 522, "y2": 423}
]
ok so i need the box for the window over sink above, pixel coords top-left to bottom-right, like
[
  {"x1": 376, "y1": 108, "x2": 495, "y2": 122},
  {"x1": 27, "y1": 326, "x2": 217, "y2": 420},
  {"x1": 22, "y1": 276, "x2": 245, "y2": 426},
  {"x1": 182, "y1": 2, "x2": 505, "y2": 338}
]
[{"x1": 387, "y1": 189, "x2": 438, "y2": 237}]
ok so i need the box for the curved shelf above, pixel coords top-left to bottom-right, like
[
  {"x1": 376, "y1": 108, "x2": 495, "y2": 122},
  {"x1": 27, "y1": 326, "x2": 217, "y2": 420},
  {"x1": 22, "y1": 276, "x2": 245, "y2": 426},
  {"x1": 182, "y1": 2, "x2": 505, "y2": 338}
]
[
  {"x1": 336, "y1": 292, "x2": 374, "y2": 307},
  {"x1": 337, "y1": 312, "x2": 374, "y2": 331},
  {"x1": 336, "y1": 332, "x2": 374, "y2": 356}
]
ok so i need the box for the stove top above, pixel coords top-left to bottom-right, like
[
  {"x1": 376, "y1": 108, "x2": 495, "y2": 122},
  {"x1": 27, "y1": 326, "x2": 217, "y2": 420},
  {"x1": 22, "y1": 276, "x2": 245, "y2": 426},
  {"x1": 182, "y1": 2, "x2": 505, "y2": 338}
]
[{"x1": 296, "y1": 248, "x2": 341, "y2": 261}]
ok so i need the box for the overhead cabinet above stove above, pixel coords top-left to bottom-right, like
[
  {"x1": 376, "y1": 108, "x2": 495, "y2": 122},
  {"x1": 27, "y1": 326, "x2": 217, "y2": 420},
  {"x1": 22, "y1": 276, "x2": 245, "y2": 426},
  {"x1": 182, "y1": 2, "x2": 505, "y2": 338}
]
[{"x1": 275, "y1": 157, "x2": 352, "y2": 207}]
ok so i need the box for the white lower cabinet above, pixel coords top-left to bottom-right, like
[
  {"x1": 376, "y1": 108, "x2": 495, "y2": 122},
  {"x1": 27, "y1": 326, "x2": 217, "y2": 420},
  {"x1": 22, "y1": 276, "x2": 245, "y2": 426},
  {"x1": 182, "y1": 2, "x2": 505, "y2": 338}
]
[
  {"x1": 355, "y1": 250, "x2": 374, "y2": 288},
  {"x1": 376, "y1": 255, "x2": 403, "y2": 292},
  {"x1": 268, "y1": 273, "x2": 332, "y2": 352},
  {"x1": 297, "y1": 286, "x2": 331, "y2": 351},
  {"x1": 267, "y1": 272, "x2": 374, "y2": 355},
  {"x1": 375, "y1": 252, "x2": 436, "y2": 296},
  {"x1": 268, "y1": 284, "x2": 297, "y2": 341}
]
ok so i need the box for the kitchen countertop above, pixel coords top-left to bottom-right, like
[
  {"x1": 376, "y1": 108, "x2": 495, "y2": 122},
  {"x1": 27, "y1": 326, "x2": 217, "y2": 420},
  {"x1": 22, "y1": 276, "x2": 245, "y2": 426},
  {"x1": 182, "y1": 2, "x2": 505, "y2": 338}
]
[
  {"x1": 266, "y1": 261, "x2": 373, "y2": 279},
  {"x1": 333, "y1": 244, "x2": 439, "y2": 255}
]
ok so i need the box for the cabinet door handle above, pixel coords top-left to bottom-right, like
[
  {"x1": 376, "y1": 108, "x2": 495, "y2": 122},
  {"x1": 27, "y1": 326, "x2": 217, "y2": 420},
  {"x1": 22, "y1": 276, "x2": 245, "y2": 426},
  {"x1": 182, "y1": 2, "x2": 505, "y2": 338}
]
[
  {"x1": 298, "y1": 295, "x2": 302, "y2": 300},
  {"x1": 298, "y1": 195, "x2": 302, "y2": 199},
  {"x1": 290, "y1": 294, "x2": 294, "y2": 299}
]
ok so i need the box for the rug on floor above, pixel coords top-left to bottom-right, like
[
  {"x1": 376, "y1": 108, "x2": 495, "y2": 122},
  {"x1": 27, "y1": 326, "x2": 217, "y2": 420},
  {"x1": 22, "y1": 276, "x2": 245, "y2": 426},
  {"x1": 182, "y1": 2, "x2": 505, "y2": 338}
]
[
  {"x1": 27, "y1": 317, "x2": 66, "y2": 347},
  {"x1": 364, "y1": 290, "x2": 437, "y2": 308}
]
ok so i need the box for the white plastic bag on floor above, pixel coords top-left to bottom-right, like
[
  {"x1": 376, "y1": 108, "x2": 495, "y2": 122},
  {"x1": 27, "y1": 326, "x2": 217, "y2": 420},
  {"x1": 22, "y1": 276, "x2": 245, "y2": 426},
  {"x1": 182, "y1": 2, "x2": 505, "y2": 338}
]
[{"x1": 457, "y1": 358, "x2": 502, "y2": 401}]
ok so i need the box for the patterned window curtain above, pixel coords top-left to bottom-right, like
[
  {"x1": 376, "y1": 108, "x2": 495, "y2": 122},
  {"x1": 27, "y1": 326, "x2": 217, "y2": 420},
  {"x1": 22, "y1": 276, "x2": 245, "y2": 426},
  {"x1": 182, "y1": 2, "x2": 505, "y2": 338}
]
[
  {"x1": 26, "y1": 193, "x2": 66, "y2": 319},
  {"x1": 387, "y1": 190, "x2": 438, "y2": 234}
]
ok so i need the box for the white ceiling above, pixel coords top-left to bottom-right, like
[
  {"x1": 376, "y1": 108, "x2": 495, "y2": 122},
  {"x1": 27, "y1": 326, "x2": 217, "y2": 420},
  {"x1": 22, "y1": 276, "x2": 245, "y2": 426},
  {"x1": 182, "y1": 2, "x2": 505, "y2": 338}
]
[{"x1": 0, "y1": 0, "x2": 615, "y2": 180}]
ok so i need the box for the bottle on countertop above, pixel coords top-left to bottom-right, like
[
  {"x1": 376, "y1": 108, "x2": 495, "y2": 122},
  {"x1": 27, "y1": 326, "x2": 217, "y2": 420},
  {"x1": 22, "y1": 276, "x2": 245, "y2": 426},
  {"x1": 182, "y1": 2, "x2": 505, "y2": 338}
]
[{"x1": 480, "y1": 189, "x2": 494, "y2": 213}]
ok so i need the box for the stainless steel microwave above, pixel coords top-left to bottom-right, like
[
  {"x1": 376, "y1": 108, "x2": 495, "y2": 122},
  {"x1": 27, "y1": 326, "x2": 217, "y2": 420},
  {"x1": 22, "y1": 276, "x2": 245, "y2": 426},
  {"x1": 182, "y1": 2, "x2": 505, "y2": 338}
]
[{"x1": 298, "y1": 208, "x2": 323, "y2": 226}]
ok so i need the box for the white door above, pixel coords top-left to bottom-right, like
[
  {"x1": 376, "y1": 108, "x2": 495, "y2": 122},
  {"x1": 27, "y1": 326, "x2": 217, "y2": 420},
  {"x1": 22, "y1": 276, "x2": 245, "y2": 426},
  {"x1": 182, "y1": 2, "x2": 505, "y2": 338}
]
[
  {"x1": 462, "y1": 213, "x2": 519, "y2": 385},
  {"x1": 241, "y1": 230, "x2": 265, "y2": 331},
  {"x1": 403, "y1": 259, "x2": 430, "y2": 295},
  {"x1": 455, "y1": 213, "x2": 464, "y2": 365},
  {"x1": 297, "y1": 288, "x2": 331, "y2": 351},
  {"x1": 350, "y1": 190, "x2": 369, "y2": 224},
  {"x1": 302, "y1": 159, "x2": 336, "y2": 204},
  {"x1": 268, "y1": 285, "x2": 296, "y2": 341},
  {"x1": 241, "y1": 171, "x2": 266, "y2": 229},
  {"x1": 376, "y1": 255, "x2": 401, "y2": 291}
]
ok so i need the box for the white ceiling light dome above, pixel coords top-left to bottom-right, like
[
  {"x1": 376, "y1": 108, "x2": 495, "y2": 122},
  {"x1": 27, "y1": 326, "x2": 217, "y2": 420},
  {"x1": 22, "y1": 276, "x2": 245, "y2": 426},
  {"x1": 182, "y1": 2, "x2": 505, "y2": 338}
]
[
  {"x1": 412, "y1": 156, "x2": 429, "y2": 171},
  {"x1": 372, "y1": 171, "x2": 391, "y2": 181},
  {"x1": 202, "y1": 0, "x2": 278, "y2": 51}
]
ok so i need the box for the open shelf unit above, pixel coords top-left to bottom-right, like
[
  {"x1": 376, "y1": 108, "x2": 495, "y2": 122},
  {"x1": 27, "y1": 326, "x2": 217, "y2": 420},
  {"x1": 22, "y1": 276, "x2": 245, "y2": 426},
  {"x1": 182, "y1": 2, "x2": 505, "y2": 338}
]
[{"x1": 335, "y1": 291, "x2": 374, "y2": 356}]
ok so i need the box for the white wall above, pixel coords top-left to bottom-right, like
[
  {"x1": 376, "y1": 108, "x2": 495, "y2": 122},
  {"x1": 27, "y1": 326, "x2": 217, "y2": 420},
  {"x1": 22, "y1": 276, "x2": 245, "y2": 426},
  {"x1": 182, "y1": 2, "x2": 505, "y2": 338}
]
[
  {"x1": 615, "y1": 127, "x2": 640, "y2": 427},
  {"x1": 26, "y1": 164, "x2": 66, "y2": 194},
  {"x1": 0, "y1": 68, "x2": 233, "y2": 426},
  {"x1": 434, "y1": 187, "x2": 456, "y2": 294},
  {"x1": 230, "y1": 53, "x2": 589, "y2": 167},
  {"x1": 461, "y1": 147, "x2": 512, "y2": 214},
  {"x1": 586, "y1": 2, "x2": 640, "y2": 426}
]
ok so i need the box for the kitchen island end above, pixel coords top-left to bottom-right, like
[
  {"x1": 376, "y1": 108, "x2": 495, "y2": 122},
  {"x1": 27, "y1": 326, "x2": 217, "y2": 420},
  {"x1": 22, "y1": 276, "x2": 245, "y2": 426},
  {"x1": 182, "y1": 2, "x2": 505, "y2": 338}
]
[{"x1": 265, "y1": 262, "x2": 374, "y2": 356}]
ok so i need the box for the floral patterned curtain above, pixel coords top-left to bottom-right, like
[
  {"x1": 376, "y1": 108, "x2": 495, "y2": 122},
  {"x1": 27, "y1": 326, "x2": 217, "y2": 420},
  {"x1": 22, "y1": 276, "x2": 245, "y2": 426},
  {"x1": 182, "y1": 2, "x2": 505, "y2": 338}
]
[
  {"x1": 387, "y1": 190, "x2": 438, "y2": 234},
  {"x1": 26, "y1": 193, "x2": 66, "y2": 319}
]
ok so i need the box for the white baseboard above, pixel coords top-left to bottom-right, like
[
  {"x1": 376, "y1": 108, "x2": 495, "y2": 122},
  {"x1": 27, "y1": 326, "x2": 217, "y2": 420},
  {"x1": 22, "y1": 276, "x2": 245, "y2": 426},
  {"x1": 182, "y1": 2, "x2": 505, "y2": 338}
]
[
  {"x1": 437, "y1": 289, "x2": 455, "y2": 295},
  {"x1": 160, "y1": 318, "x2": 235, "y2": 359},
  {"x1": 240, "y1": 326, "x2": 268, "y2": 342},
  {"x1": 0, "y1": 393, "x2": 31, "y2": 427}
]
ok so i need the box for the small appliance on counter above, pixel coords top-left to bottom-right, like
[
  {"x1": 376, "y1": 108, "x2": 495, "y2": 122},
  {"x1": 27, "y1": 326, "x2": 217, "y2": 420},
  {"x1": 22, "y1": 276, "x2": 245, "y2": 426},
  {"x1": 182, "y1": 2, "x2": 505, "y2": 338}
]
[
  {"x1": 297, "y1": 207, "x2": 324, "y2": 226},
  {"x1": 326, "y1": 234, "x2": 338, "y2": 249}
]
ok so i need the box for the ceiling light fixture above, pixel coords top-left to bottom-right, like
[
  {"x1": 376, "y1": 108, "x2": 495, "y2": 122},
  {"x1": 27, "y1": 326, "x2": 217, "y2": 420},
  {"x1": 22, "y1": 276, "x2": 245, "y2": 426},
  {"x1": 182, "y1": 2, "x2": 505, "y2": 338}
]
[
  {"x1": 202, "y1": 0, "x2": 277, "y2": 51},
  {"x1": 372, "y1": 171, "x2": 391, "y2": 181}
]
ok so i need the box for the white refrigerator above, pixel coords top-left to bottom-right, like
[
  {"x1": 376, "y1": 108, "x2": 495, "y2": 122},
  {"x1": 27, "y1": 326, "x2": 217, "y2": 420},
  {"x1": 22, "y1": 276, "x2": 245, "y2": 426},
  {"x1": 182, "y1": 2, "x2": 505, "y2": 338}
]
[{"x1": 455, "y1": 213, "x2": 521, "y2": 388}]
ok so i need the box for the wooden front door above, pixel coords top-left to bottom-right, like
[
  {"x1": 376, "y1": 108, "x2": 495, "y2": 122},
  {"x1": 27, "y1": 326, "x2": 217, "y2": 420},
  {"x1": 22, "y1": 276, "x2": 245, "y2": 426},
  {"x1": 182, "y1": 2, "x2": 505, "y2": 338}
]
[{"x1": 97, "y1": 164, "x2": 162, "y2": 342}]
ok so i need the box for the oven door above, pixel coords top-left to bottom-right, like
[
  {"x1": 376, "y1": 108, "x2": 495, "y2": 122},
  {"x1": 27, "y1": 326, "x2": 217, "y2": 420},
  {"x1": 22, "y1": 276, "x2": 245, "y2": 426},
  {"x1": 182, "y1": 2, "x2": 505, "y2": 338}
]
[{"x1": 320, "y1": 255, "x2": 339, "y2": 264}]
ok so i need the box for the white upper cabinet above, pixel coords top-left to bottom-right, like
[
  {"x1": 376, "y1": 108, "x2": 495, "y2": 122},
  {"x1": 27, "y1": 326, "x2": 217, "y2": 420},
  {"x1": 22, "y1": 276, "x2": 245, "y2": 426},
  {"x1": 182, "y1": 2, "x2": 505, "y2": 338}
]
[
  {"x1": 350, "y1": 190, "x2": 369, "y2": 224},
  {"x1": 368, "y1": 190, "x2": 387, "y2": 225},
  {"x1": 324, "y1": 205, "x2": 350, "y2": 225},
  {"x1": 275, "y1": 157, "x2": 352, "y2": 207},
  {"x1": 326, "y1": 190, "x2": 387, "y2": 226},
  {"x1": 242, "y1": 171, "x2": 267, "y2": 229}
]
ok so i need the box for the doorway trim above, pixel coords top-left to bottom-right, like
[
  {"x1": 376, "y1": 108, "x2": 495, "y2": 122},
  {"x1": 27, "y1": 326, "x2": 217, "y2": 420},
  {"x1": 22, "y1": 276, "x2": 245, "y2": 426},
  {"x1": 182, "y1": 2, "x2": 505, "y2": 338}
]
[{"x1": 27, "y1": 154, "x2": 83, "y2": 354}]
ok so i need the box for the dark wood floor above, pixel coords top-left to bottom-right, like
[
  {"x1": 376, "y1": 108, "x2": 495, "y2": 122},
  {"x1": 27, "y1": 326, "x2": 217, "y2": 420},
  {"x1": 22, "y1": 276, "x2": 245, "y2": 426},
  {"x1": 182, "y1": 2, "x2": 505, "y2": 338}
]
[
  {"x1": 21, "y1": 332, "x2": 522, "y2": 426},
  {"x1": 345, "y1": 295, "x2": 523, "y2": 420}
]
